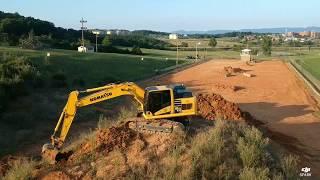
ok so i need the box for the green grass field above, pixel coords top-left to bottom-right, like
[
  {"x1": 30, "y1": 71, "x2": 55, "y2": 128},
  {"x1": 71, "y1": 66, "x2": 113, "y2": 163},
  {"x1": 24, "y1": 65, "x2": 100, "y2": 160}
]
[
  {"x1": 0, "y1": 47, "x2": 179, "y2": 86},
  {"x1": 293, "y1": 50, "x2": 320, "y2": 79}
]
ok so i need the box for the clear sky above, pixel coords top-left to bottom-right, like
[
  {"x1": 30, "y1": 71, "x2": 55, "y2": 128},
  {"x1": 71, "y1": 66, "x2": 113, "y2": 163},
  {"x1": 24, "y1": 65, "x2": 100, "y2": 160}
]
[{"x1": 1, "y1": 0, "x2": 320, "y2": 32}]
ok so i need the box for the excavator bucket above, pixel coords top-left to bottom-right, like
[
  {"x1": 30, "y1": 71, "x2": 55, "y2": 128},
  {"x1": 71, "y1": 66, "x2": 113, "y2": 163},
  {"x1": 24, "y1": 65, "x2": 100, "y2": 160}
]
[{"x1": 41, "y1": 143, "x2": 59, "y2": 164}]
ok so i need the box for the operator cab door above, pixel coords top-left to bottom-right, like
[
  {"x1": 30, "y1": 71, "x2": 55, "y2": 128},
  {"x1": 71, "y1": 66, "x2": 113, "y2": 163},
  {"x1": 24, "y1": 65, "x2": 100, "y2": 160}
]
[{"x1": 144, "y1": 90, "x2": 172, "y2": 115}]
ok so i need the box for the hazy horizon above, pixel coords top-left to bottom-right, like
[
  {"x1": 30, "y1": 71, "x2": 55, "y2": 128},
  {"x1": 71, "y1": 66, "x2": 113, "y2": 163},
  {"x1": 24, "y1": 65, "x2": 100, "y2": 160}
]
[{"x1": 2, "y1": 0, "x2": 320, "y2": 32}]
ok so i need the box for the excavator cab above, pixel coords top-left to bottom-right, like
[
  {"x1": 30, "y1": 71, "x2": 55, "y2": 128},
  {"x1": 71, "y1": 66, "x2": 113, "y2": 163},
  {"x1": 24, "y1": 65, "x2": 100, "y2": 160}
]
[{"x1": 143, "y1": 84, "x2": 196, "y2": 119}]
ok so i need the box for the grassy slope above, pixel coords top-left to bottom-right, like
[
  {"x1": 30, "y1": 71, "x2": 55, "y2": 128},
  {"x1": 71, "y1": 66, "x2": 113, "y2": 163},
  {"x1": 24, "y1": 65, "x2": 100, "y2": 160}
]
[
  {"x1": 296, "y1": 50, "x2": 320, "y2": 79},
  {"x1": 0, "y1": 47, "x2": 180, "y2": 156}
]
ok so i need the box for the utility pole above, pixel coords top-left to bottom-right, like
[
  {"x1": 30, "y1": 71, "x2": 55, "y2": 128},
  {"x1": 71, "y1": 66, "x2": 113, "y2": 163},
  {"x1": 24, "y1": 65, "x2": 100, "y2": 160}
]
[
  {"x1": 196, "y1": 42, "x2": 200, "y2": 61},
  {"x1": 169, "y1": 34, "x2": 179, "y2": 66},
  {"x1": 92, "y1": 30, "x2": 100, "y2": 52},
  {"x1": 80, "y1": 18, "x2": 87, "y2": 47},
  {"x1": 176, "y1": 40, "x2": 179, "y2": 66}
]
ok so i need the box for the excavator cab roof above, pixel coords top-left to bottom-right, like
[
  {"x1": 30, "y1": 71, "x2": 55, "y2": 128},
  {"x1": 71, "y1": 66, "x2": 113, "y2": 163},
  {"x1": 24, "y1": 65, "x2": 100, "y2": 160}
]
[
  {"x1": 145, "y1": 84, "x2": 193, "y2": 98},
  {"x1": 145, "y1": 84, "x2": 185, "y2": 91}
]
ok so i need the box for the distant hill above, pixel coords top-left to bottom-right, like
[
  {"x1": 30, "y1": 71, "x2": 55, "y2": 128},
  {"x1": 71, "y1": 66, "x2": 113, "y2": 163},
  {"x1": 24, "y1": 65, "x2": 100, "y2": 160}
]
[{"x1": 173, "y1": 27, "x2": 320, "y2": 35}]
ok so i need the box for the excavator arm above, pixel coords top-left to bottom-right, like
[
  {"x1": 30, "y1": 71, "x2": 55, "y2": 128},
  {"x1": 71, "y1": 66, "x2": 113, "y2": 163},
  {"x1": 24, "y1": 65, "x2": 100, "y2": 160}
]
[{"x1": 44, "y1": 82, "x2": 145, "y2": 154}]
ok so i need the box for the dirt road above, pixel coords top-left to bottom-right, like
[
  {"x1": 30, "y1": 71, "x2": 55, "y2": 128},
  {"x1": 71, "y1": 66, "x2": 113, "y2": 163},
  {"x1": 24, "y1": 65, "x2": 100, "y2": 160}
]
[{"x1": 144, "y1": 59, "x2": 320, "y2": 176}]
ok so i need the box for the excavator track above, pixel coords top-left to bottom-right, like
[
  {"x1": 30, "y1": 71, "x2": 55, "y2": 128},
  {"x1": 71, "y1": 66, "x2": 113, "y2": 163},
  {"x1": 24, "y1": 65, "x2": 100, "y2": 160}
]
[{"x1": 127, "y1": 118, "x2": 186, "y2": 134}]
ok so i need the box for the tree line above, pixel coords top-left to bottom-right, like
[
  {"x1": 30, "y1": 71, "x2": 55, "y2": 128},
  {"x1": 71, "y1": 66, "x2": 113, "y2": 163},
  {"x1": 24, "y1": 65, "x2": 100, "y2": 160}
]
[{"x1": 0, "y1": 11, "x2": 172, "y2": 53}]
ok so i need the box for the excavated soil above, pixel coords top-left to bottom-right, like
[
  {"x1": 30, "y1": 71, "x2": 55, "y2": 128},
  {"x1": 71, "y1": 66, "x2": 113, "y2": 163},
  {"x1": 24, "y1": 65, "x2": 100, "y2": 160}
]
[
  {"x1": 68, "y1": 122, "x2": 138, "y2": 162},
  {"x1": 39, "y1": 122, "x2": 176, "y2": 179},
  {"x1": 197, "y1": 93, "x2": 243, "y2": 121},
  {"x1": 41, "y1": 171, "x2": 71, "y2": 180},
  {"x1": 224, "y1": 66, "x2": 245, "y2": 74},
  {"x1": 196, "y1": 93, "x2": 263, "y2": 126}
]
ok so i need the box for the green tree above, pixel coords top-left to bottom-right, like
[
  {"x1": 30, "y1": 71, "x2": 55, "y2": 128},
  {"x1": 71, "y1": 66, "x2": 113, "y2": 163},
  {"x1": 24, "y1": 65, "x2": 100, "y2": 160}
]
[
  {"x1": 102, "y1": 36, "x2": 112, "y2": 47},
  {"x1": 181, "y1": 42, "x2": 188, "y2": 47},
  {"x1": 19, "y1": 29, "x2": 42, "y2": 49},
  {"x1": 261, "y1": 36, "x2": 272, "y2": 56},
  {"x1": 208, "y1": 37, "x2": 217, "y2": 47},
  {"x1": 131, "y1": 46, "x2": 143, "y2": 55}
]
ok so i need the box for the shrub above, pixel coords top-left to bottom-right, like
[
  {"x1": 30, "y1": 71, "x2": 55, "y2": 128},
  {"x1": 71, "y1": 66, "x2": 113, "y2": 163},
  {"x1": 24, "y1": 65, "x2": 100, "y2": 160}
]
[
  {"x1": 0, "y1": 55, "x2": 36, "y2": 85},
  {"x1": 117, "y1": 107, "x2": 137, "y2": 121},
  {"x1": 261, "y1": 36, "x2": 272, "y2": 56},
  {"x1": 180, "y1": 42, "x2": 188, "y2": 47},
  {"x1": 97, "y1": 114, "x2": 116, "y2": 130},
  {"x1": 189, "y1": 120, "x2": 230, "y2": 179},
  {"x1": 280, "y1": 155, "x2": 299, "y2": 180},
  {"x1": 239, "y1": 167, "x2": 270, "y2": 180},
  {"x1": 3, "y1": 158, "x2": 36, "y2": 180},
  {"x1": 131, "y1": 46, "x2": 143, "y2": 55},
  {"x1": 0, "y1": 54, "x2": 40, "y2": 111},
  {"x1": 237, "y1": 126, "x2": 269, "y2": 167}
]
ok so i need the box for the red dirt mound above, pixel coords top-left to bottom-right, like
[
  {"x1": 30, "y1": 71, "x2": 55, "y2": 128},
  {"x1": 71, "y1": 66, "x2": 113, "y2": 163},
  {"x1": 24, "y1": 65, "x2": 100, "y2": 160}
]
[
  {"x1": 197, "y1": 93, "x2": 243, "y2": 120},
  {"x1": 41, "y1": 171, "x2": 71, "y2": 180},
  {"x1": 95, "y1": 122, "x2": 137, "y2": 154},
  {"x1": 196, "y1": 93, "x2": 264, "y2": 126},
  {"x1": 68, "y1": 122, "x2": 137, "y2": 162},
  {"x1": 224, "y1": 66, "x2": 246, "y2": 75}
]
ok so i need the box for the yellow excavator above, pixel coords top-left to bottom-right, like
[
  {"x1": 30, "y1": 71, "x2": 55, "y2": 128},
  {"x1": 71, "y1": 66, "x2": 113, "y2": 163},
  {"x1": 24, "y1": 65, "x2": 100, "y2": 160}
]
[{"x1": 42, "y1": 82, "x2": 197, "y2": 163}]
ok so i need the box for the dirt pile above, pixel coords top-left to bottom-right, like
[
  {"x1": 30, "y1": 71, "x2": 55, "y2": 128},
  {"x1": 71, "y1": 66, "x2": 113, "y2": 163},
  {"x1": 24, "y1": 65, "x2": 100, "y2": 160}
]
[
  {"x1": 95, "y1": 122, "x2": 137, "y2": 154},
  {"x1": 68, "y1": 122, "x2": 137, "y2": 162},
  {"x1": 224, "y1": 66, "x2": 245, "y2": 74},
  {"x1": 45, "y1": 123, "x2": 176, "y2": 179},
  {"x1": 197, "y1": 93, "x2": 243, "y2": 120},
  {"x1": 196, "y1": 93, "x2": 264, "y2": 126},
  {"x1": 41, "y1": 171, "x2": 71, "y2": 180}
]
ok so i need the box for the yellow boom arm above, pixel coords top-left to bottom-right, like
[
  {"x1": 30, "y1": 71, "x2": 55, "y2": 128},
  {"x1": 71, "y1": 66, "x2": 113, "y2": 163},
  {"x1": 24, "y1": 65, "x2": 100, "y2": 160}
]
[{"x1": 51, "y1": 82, "x2": 145, "y2": 148}]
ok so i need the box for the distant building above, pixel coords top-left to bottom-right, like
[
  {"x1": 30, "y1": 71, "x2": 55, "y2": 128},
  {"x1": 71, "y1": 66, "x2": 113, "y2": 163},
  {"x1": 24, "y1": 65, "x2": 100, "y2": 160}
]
[
  {"x1": 311, "y1": 32, "x2": 320, "y2": 39},
  {"x1": 78, "y1": 45, "x2": 94, "y2": 53},
  {"x1": 299, "y1": 31, "x2": 311, "y2": 37},
  {"x1": 169, "y1": 34, "x2": 178, "y2": 40},
  {"x1": 244, "y1": 35, "x2": 256, "y2": 41},
  {"x1": 240, "y1": 49, "x2": 253, "y2": 62},
  {"x1": 106, "y1": 30, "x2": 112, "y2": 35},
  {"x1": 285, "y1": 32, "x2": 298, "y2": 37}
]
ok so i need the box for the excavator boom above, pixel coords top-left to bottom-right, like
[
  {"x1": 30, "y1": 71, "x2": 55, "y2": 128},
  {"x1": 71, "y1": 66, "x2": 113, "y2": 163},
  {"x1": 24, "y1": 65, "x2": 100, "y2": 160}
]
[{"x1": 50, "y1": 82, "x2": 144, "y2": 148}]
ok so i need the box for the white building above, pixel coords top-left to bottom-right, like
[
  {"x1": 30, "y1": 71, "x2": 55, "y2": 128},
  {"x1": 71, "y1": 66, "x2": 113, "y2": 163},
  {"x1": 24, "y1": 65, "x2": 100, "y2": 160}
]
[
  {"x1": 240, "y1": 49, "x2": 253, "y2": 62},
  {"x1": 78, "y1": 46, "x2": 94, "y2": 53},
  {"x1": 169, "y1": 33, "x2": 178, "y2": 40}
]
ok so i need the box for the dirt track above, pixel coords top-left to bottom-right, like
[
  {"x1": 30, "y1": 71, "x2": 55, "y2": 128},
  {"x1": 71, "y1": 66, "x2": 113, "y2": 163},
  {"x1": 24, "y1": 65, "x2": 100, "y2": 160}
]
[{"x1": 144, "y1": 59, "x2": 320, "y2": 175}]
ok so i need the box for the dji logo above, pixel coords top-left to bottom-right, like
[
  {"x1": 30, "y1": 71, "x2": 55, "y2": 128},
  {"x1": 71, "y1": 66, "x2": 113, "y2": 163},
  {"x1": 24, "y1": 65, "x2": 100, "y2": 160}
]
[{"x1": 300, "y1": 167, "x2": 311, "y2": 177}]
